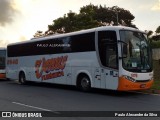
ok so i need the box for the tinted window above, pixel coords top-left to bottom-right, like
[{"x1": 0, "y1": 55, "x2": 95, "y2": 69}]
[
  {"x1": 98, "y1": 31, "x2": 118, "y2": 69},
  {"x1": 7, "y1": 32, "x2": 95, "y2": 57},
  {"x1": 71, "y1": 32, "x2": 95, "y2": 52}
]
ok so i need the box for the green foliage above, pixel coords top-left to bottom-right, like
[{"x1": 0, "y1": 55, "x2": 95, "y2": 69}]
[
  {"x1": 151, "y1": 60, "x2": 160, "y2": 90},
  {"x1": 151, "y1": 80, "x2": 160, "y2": 90},
  {"x1": 155, "y1": 26, "x2": 160, "y2": 34},
  {"x1": 47, "y1": 4, "x2": 136, "y2": 34},
  {"x1": 151, "y1": 40, "x2": 160, "y2": 48},
  {"x1": 146, "y1": 30, "x2": 153, "y2": 37}
]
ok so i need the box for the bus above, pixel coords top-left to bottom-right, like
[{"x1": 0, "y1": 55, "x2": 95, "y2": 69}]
[
  {"x1": 6, "y1": 26, "x2": 153, "y2": 91},
  {"x1": 0, "y1": 48, "x2": 6, "y2": 79}
]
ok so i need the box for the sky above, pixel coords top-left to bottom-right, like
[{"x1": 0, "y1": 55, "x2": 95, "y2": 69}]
[{"x1": 0, "y1": 0, "x2": 160, "y2": 47}]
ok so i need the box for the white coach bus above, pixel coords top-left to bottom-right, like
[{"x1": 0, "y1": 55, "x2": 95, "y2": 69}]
[{"x1": 6, "y1": 26, "x2": 153, "y2": 91}]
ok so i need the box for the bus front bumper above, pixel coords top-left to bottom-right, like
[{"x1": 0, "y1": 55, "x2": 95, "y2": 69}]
[{"x1": 118, "y1": 76, "x2": 154, "y2": 91}]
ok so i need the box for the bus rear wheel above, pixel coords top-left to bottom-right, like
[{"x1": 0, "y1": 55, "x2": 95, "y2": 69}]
[
  {"x1": 19, "y1": 72, "x2": 26, "y2": 85},
  {"x1": 78, "y1": 75, "x2": 91, "y2": 92}
]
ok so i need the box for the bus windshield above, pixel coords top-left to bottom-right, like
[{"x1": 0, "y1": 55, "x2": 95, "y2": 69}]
[
  {"x1": 0, "y1": 50, "x2": 6, "y2": 69},
  {"x1": 120, "y1": 30, "x2": 152, "y2": 72}
]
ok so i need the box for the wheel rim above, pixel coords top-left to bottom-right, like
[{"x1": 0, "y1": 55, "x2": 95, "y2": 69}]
[
  {"x1": 21, "y1": 77, "x2": 24, "y2": 83},
  {"x1": 81, "y1": 78, "x2": 90, "y2": 89}
]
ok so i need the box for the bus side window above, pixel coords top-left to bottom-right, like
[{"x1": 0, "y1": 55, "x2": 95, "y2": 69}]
[
  {"x1": 98, "y1": 31, "x2": 118, "y2": 69},
  {"x1": 62, "y1": 37, "x2": 72, "y2": 52},
  {"x1": 70, "y1": 32, "x2": 95, "y2": 52}
]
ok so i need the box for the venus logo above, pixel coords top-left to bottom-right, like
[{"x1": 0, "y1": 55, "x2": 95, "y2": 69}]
[{"x1": 35, "y1": 55, "x2": 68, "y2": 80}]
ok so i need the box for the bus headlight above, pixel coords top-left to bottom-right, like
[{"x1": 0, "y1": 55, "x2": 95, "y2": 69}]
[{"x1": 123, "y1": 75, "x2": 136, "y2": 82}]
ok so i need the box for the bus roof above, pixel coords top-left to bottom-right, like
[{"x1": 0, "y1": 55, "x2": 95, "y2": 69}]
[{"x1": 7, "y1": 26, "x2": 145, "y2": 46}]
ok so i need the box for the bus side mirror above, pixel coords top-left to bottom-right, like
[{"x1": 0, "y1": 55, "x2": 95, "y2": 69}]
[{"x1": 119, "y1": 41, "x2": 128, "y2": 59}]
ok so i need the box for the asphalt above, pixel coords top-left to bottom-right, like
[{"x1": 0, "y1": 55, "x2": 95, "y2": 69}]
[{"x1": 0, "y1": 79, "x2": 160, "y2": 120}]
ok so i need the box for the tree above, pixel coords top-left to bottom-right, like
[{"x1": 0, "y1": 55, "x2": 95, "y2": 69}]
[
  {"x1": 155, "y1": 26, "x2": 160, "y2": 34},
  {"x1": 33, "y1": 30, "x2": 44, "y2": 38},
  {"x1": 48, "y1": 9, "x2": 99, "y2": 33},
  {"x1": 46, "y1": 4, "x2": 136, "y2": 34},
  {"x1": 145, "y1": 30, "x2": 153, "y2": 38},
  {"x1": 145, "y1": 30, "x2": 153, "y2": 43}
]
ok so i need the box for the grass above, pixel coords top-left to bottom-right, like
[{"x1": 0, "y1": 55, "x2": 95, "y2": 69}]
[
  {"x1": 151, "y1": 60, "x2": 160, "y2": 90},
  {"x1": 151, "y1": 80, "x2": 160, "y2": 90}
]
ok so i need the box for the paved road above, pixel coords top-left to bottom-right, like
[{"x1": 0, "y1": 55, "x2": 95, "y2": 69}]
[{"x1": 0, "y1": 79, "x2": 160, "y2": 120}]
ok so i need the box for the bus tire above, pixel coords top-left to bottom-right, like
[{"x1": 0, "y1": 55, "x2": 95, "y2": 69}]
[
  {"x1": 77, "y1": 74, "x2": 91, "y2": 92},
  {"x1": 19, "y1": 72, "x2": 27, "y2": 85},
  {"x1": 6, "y1": 78, "x2": 10, "y2": 81}
]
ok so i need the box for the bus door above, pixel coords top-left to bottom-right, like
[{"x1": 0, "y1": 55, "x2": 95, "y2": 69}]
[
  {"x1": 97, "y1": 31, "x2": 119, "y2": 89},
  {"x1": 94, "y1": 68, "x2": 118, "y2": 89}
]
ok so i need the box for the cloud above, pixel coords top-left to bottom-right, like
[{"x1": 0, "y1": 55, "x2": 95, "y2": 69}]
[
  {"x1": 19, "y1": 36, "x2": 27, "y2": 42},
  {"x1": 0, "y1": 39, "x2": 9, "y2": 47},
  {"x1": 0, "y1": 0, "x2": 20, "y2": 26},
  {"x1": 151, "y1": 0, "x2": 160, "y2": 11}
]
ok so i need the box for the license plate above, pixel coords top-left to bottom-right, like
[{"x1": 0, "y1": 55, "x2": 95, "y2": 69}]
[{"x1": 140, "y1": 84, "x2": 146, "y2": 88}]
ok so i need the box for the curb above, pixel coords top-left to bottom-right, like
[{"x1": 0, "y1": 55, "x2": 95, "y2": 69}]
[{"x1": 138, "y1": 89, "x2": 160, "y2": 94}]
